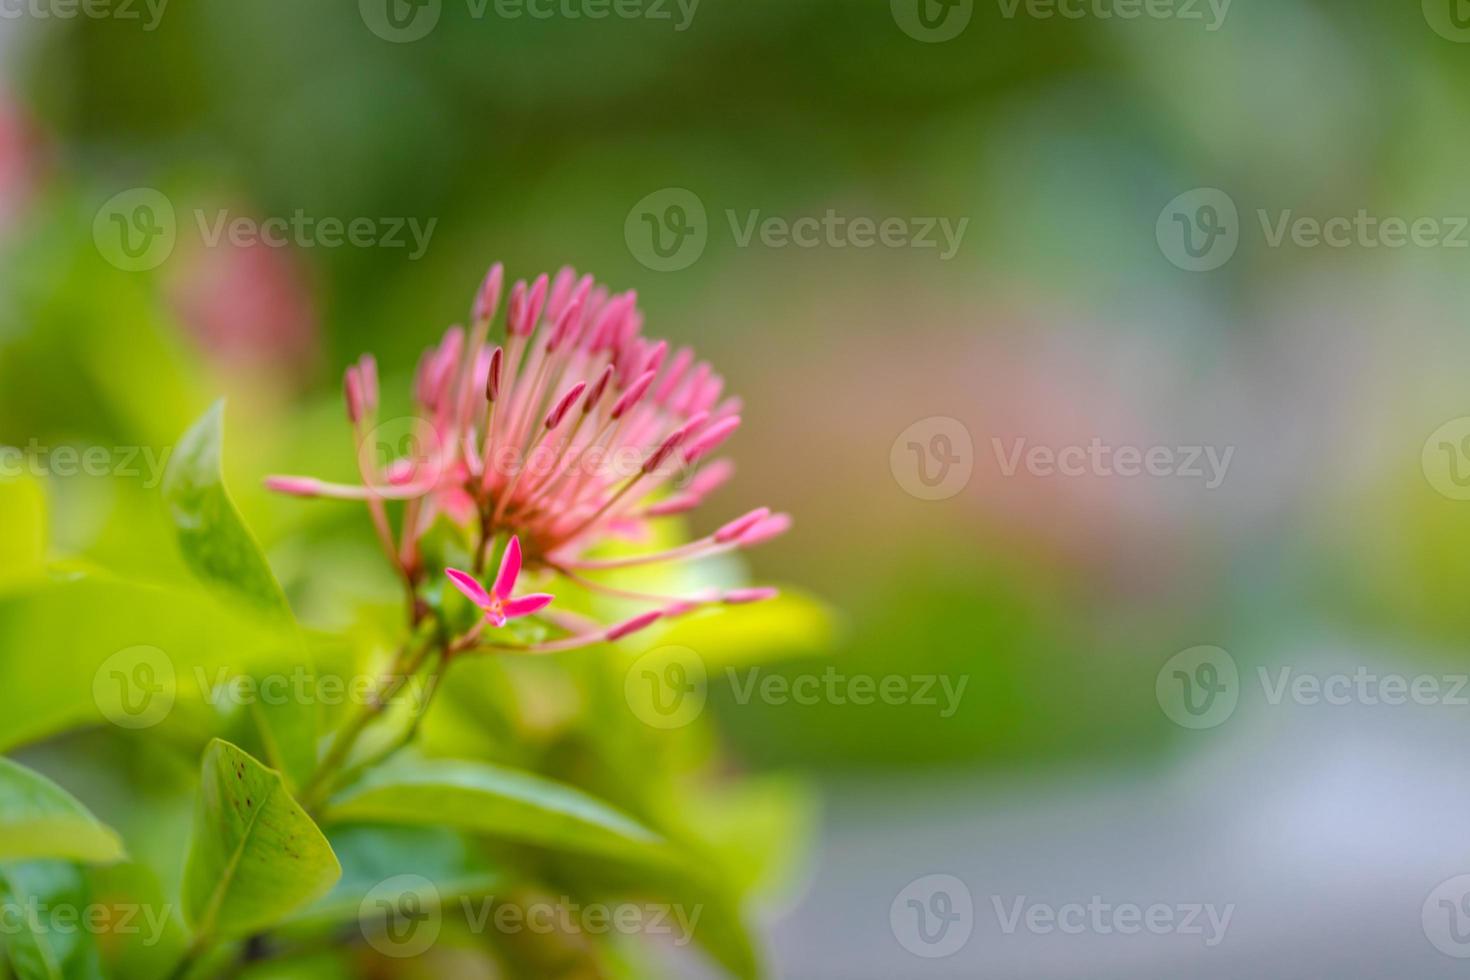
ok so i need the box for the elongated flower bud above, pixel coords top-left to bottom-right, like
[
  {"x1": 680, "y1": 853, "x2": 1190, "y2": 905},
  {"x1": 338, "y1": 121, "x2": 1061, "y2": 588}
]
[
  {"x1": 545, "y1": 382, "x2": 587, "y2": 431},
  {"x1": 683, "y1": 416, "x2": 740, "y2": 464},
  {"x1": 715, "y1": 507, "x2": 770, "y2": 543},
  {"x1": 585, "y1": 364, "x2": 614, "y2": 413},
  {"x1": 486, "y1": 346, "x2": 503, "y2": 402},
  {"x1": 611, "y1": 369, "x2": 657, "y2": 420},
  {"x1": 607, "y1": 610, "x2": 661, "y2": 641},
  {"x1": 344, "y1": 366, "x2": 364, "y2": 424},
  {"x1": 473, "y1": 262, "x2": 504, "y2": 325}
]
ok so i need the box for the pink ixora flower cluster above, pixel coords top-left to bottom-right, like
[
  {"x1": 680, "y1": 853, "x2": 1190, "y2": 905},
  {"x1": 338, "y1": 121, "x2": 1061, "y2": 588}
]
[{"x1": 268, "y1": 262, "x2": 788, "y2": 653}]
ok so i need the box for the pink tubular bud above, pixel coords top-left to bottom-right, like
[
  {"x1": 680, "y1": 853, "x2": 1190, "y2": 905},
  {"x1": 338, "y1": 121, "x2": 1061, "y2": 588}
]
[
  {"x1": 724, "y1": 587, "x2": 779, "y2": 605},
  {"x1": 611, "y1": 369, "x2": 658, "y2": 420},
  {"x1": 715, "y1": 507, "x2": 770, "y2": 543},
  {"x1": 654, "y1": 347, "x2": 694, "y2": 405},
  {"x1": 524, "y1": 273, "x2": 549, "y2": 335},
  {"x1": 486, "y1": 346, "x2": 504, "y2": 402},
  {"x1": 507, "y1": 280, "x2": 529, "y2": 335},
  {"x1": 265, "y1": 475, "x2": 322, "y2": 498},
  {"x1": 640, "y1": 340, "x2": 668, "y2": 377},
  {"x1": 607, "y1": 610, "x2": 662, "y2": 641},
  {"x1": 643, "y1": 428, "x2": 688, "y2": 474},
  {"x1": 645, "y1": 493, "x2": 699, "y2": 517},
  {"x1": 548, "y1": 298, "x2": 583, "y2": 352},
  {"x1": 344, "y1": 366, "x2": 364, "y2": 424},
  {"x1": 547, "y1": 265, "x2": 576, "y2": 319},
  {"x1": 687, "y1": 458, "x2": 735, "y2": 497},
  {"x1": 739, "y1": 512, "x2": 791, "y2": 547},
  {"x1": 585, "y1": 364, "x2": 614, "y2": 413},
  {"x1": 683, "y1": 416, "x2": 740, "y2": 464},
  {"x1": 673, "y1": 363, "x2": 710, "y2": 415},
  {"x1": 358, "y1": 354, "x2": 379, "y2": 415},
  {"x1": 544, "y1": 381, "x2": 587, "y2": 431},
  {"x1": 473, "y1": 262, "x2": 504, "y2": 325}
]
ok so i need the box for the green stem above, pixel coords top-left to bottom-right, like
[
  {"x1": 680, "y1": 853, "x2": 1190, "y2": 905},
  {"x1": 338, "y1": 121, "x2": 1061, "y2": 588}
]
[{"x1": 297, "y1": 639, "x2": 436, "y2": 812}]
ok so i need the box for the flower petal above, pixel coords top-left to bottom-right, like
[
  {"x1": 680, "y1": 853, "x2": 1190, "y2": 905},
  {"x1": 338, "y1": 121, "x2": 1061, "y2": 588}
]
[
  {"x1": 502, "y1": 593, "x2": 554, "y2": 619},
  {"x1": 493, "y1": 536, "x2": 523, "y2": 599},
  {"x1": 445, "y1": 568, "x2": 493, "y2": 609},
  {"x1": 484, "y1": 607, "x2": 508, "y2": 628}
]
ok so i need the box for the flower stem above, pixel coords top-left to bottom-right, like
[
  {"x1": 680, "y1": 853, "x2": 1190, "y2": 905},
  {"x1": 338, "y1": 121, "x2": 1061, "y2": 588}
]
[{"x1": 297, "y1": 638, "x2": 436, "y2": 812}]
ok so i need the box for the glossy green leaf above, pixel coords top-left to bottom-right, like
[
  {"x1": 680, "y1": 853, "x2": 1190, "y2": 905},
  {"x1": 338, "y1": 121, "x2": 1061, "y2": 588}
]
[
  {"x1": 161, "y1": 401, "x2": 292, "y2": 625},
  {"x1": 324, "y1": 759, "x2": 668, "y2": 864},
  {"x1": 289, "y1": 825, "x2": 501, "y2": 930},
  {"x1": 0, "y1": 474, "x2": 45, "y2": 591},
  {"x1": 0, "y1": 758, "x2": 124, "y2": 865},
  {"x1": 181, "y1": 740, "x2": 340, "y2": 942},
  {"x1": 0, "y1": 861, "x2": 104, "y2": 980},
  {"x1": 0, "y1": 574, "x2": 285, "y2": 754},
  {"x1": 161, "y1": 403, "x2": 317, "y2": 787}
]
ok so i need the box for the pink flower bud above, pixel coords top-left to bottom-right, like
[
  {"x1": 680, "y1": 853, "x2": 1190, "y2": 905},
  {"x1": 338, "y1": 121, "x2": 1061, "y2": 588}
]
[
  {"x1": 472, "y1": 262, "x2": 504, "y2": 325},
  {"x1": 611, "y1": 369, "x2": 658, "y2": 420},
  {"x1": 544, "y1": 382, "x2": 587, "y2": 431},
  {"x1": 344, "y1": 366, "x2": 364, "y2": 424},
  {"x1": 683, "y1": 416, "x2": 740, "y2": 465},
  {"x1": 486, "y1": 346, "x2": 503, "y2": 402},
  {"x1": 264, "y1": 476, "x2": 322, "y2": 497},
  {"x1": 607, "y1": 610, "x2": 662, "y2": 641},
  {"x1": 715, "y1": 507, "x2": 770, "y2": 543},
  {"x1": 738, "y1": 513, "x2": 791, "y2": 547},
  {"x1": 724, "y1": 587, "x2": 778, "y2": 605}
]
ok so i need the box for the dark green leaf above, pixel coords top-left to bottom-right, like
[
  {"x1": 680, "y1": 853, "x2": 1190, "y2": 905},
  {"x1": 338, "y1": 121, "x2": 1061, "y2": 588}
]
[
  {"x1": 0, "y1": 861, "x2": 104, "y2": 980},
  {"x1": 324, "y1": 759, "x2": 668, "y2": 865},
  {"x1": 181, "y1": 740, "x2": 340, "y2": 942}
]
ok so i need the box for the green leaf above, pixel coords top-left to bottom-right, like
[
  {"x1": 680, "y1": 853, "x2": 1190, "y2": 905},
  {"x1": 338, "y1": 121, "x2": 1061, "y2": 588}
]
[
  {"x1": 182, "y1": 740, "x2": 340, "y2": 942},
  {"x1": 324, "y1": 759, "x2": 668, "y2": 864},
  {"x1": 0, "y1": 861, "x2": 104, "y2": 980},
  {"x1": 161, "y1": 401, "x2": 292, "y2": 624},
  {"x1": 161, "y1": 403, "x2": 317, "y2": 787},
  {"x1": 0, "y1": 474, "x2": 45, "y2": 591},
  {"x1": 0, "y1": 574, "x2": 286, "y2": 754},
  {"x1": 288, "y1": 825, "x2": 501, "y2": 930},
  {"x1": 0, "y1": 758, "x2": 124, "y2": 864}
]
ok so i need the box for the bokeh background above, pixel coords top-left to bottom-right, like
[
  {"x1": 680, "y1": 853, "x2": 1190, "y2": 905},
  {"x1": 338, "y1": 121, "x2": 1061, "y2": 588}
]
[{"x1": 5, "y1": 0, "x2": 1470, "y2": 976}]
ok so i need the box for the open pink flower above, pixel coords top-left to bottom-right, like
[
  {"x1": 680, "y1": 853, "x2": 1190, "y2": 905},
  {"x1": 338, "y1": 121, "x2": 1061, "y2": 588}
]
[
  {"x1": 445, "y1": 537, "x2": 553, "y2": 628},
  {"x1": 268, "y1": 261, "x2": 787, "y2": 653}
]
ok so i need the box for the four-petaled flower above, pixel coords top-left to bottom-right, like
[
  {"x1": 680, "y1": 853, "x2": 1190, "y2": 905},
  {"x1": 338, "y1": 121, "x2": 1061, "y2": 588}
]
[{"x1": 445, "y1": 537, "x2": 553, "y2": 628}]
